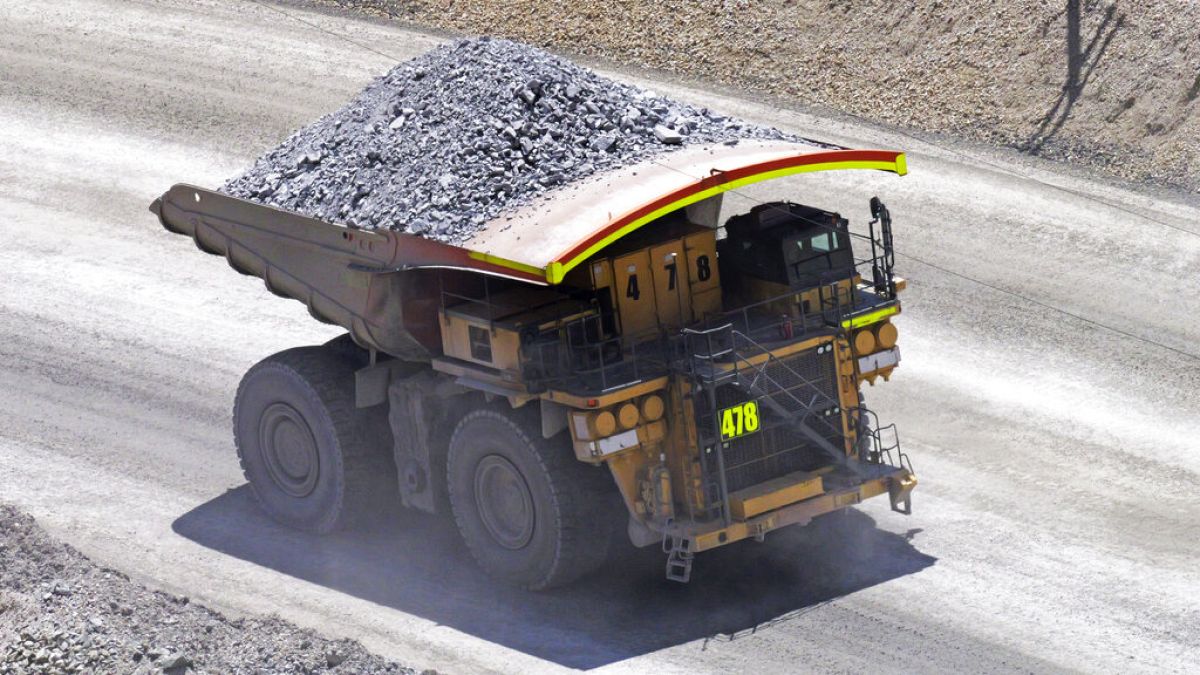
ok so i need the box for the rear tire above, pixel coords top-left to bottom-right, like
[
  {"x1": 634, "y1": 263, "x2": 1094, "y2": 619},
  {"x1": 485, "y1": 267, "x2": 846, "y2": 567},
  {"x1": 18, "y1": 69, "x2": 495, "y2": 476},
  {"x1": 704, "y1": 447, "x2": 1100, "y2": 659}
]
[
  {"x1": 234, "y1": 345, "x2": 387, "y2": 533},
  {"x1": 447, "y1": 407, "x2": 616, "y2": 590}
]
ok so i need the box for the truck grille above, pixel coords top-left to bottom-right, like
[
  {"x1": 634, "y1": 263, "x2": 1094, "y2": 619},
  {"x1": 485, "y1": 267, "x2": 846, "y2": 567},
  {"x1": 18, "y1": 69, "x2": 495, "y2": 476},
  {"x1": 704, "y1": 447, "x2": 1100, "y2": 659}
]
[{"x1": 702, "y1": 347, "x2": 843, "y2": 497}]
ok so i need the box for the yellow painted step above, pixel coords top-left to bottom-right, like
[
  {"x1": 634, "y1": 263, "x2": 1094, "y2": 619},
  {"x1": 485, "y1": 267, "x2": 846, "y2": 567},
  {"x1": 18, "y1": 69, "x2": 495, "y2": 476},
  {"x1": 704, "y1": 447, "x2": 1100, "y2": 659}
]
[{"x1": 728, "y1": 470, "x2": 825, "y2": 520}]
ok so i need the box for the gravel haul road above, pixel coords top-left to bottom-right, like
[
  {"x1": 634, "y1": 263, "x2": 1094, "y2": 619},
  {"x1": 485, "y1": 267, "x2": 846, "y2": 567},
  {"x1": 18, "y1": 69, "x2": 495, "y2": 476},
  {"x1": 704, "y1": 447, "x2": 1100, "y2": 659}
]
[{"x1": 2, "y1": 1, "x2": 1199, "y2": 674}]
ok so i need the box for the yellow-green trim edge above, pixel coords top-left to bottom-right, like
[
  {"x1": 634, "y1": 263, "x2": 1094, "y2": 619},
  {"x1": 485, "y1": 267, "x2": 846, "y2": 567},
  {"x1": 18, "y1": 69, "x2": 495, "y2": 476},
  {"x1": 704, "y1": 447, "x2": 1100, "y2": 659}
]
[{"x1": 475, "y1": 153, "x2": 908, "y2": 285}]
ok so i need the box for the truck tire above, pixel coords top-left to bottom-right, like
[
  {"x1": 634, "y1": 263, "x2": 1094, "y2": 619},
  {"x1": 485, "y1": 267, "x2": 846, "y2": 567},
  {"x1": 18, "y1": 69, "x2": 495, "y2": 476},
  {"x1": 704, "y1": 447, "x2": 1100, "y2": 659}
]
[
  {"x1": 233, "y1": 345, "x2": 383, "y2": 533},
  {"x1": 322, "y1": 333, "x2": 371, "y2": 369},
  {"x1": 447, "y1": 407, "x2": 615, "y2": 590}
]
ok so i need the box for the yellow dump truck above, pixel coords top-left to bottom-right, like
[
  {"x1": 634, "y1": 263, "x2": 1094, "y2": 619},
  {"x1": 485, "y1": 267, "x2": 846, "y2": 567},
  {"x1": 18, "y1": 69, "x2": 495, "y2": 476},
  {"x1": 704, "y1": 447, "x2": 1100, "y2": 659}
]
[{"x1": 152, "y1": 141, "x2": 915, "y2": 588}]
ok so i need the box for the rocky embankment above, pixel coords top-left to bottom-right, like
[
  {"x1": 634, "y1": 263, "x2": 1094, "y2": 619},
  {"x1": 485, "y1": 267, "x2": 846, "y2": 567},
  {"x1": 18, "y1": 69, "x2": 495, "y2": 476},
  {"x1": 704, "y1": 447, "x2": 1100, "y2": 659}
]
[
  {"x1": 323, "y1": 0, "x2": 1200, "y2": 193},
  {"x1": 0, "y1": 505, "x2": 418, "y2": 675}
]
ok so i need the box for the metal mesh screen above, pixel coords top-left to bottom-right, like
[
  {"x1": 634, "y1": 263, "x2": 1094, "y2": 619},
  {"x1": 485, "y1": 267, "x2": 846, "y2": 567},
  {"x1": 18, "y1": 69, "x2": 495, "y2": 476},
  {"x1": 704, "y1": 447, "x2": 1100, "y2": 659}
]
[{"x1": 703, "y1": 347, "x2": 842, "y2": 495}]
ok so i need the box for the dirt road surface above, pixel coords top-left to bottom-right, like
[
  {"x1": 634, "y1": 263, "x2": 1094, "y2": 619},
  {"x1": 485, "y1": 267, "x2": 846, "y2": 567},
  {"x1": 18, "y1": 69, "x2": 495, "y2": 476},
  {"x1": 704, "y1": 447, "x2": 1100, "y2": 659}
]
[{"x1": 2, "y1": 1, "x2": 1198, "y2": 673}]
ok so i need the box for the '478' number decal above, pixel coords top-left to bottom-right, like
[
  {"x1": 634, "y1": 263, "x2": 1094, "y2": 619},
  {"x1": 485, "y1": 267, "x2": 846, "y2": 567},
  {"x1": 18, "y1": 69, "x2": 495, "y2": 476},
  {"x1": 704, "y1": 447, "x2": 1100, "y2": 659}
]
[{"x1": 719, "y1": 400, "x2": 760, "y2": 441}]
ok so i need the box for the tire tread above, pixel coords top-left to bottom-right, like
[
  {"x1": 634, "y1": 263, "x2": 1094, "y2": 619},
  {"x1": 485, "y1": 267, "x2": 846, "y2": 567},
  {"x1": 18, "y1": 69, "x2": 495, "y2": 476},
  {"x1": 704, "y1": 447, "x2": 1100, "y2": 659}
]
[
  {"x1": 448, "y1": 407, "x2": 618, "y2": 590},
  {"x1": 234, "y1": 345, "x2": 389, "y2": 532}
]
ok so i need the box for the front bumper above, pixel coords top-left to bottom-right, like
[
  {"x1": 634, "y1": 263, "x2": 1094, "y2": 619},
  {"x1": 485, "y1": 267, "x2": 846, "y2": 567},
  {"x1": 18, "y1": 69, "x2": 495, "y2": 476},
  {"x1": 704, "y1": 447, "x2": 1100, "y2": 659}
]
[{"x1": 676, "y1": 466, "x2": 916, "y2": 553}]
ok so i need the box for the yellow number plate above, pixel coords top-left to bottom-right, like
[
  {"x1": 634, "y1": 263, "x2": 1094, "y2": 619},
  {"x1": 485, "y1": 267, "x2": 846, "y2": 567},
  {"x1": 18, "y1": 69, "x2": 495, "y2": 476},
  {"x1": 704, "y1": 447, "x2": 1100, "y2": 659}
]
[{"x1": 719, "y1": 400, "x2": 760, "y2": 441}]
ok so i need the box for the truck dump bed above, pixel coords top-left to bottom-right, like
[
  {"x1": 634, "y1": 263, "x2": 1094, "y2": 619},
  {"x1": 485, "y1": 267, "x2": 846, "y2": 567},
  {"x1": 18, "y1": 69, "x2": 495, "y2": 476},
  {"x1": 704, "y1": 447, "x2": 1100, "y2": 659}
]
[
  {"x1": 152, "y1": 184, "x2": 512, "y2": 360},
  {"x1": 152, "y1": 142, "x2": 905, "y2": 359}
]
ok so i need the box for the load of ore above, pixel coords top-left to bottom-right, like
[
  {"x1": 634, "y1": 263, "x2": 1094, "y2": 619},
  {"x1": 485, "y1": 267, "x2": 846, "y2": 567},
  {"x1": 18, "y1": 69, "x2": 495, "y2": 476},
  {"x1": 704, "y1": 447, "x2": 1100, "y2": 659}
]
[{"x1": 221, "y1": 37, "x2": 824, "y2": 243}]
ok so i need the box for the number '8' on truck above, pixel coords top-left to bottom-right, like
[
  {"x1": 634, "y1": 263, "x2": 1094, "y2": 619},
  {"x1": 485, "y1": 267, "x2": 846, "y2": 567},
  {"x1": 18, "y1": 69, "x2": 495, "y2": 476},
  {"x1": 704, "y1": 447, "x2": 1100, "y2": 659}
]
[{"x1": 151, "y1": 141, "x2": 916, "y2": 589}]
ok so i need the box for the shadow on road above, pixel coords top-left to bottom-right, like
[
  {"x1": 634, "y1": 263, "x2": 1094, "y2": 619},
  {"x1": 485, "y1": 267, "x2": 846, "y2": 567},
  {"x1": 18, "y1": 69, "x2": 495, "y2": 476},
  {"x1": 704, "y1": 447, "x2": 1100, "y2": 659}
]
[{"x1": 173, "y1": 486, "x2": 935, "y2": 669}]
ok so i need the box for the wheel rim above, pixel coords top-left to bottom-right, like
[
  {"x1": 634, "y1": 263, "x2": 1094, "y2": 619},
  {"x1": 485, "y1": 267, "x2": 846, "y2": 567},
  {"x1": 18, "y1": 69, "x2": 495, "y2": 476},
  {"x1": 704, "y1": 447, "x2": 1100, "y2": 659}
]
[
  {"x1": 473, "y1": 455, "x2": 535, "y2": 550},
  {"x1": 258, "y1": 402, "x2": 320, "y2": 498}
]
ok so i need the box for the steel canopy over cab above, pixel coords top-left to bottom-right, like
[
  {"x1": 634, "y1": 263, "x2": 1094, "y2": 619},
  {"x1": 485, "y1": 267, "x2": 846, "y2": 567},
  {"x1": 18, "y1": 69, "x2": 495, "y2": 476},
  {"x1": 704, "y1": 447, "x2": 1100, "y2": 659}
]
[{"x1": 461, "y1": 141, "x2": 907, "y2": 285}]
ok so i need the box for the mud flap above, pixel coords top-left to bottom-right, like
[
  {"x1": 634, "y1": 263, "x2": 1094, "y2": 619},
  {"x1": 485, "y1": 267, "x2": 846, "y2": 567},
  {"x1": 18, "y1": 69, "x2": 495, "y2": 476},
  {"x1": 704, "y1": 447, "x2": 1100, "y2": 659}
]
[
  {"x1": 888, "y1": 472, "x2": 917, "y2": 515},
  {"x1": 663, "y1": 535, "x2": 694, "y2": 583}
]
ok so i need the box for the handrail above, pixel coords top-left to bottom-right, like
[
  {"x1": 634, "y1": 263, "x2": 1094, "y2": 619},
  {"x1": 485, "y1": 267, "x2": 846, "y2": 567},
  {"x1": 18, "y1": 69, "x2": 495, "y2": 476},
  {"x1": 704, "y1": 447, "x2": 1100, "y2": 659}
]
[
  {"x1": 728, "y1": 330, "x2": 844, "y2": 440},
  {"x1": 847, "y1": 406, "x2": 912, "y2": 472}
]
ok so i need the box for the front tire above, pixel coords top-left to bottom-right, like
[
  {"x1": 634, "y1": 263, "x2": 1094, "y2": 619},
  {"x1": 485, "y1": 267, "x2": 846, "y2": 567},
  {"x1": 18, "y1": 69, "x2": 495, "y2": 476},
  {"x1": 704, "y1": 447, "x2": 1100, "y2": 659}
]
[
  {"x1": 447, "y1": 408, "x2": 615, "y2": 590},
  {"x1": 233, "y1": 346, "x2": 383, "y2": 533}
]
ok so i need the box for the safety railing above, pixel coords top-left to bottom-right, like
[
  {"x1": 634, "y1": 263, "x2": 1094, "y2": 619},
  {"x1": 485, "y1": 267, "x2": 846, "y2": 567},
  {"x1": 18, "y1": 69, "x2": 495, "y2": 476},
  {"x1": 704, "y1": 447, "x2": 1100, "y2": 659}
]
[
  {"x1": 848, "y1": 406, "x2": 912, "y2": 473},
  {"x1": 520, "y1": 312, "x2": 675, "y2": 394},
  {"x1": 728, "y1": 330, "x2": 846, "y2": 440}
]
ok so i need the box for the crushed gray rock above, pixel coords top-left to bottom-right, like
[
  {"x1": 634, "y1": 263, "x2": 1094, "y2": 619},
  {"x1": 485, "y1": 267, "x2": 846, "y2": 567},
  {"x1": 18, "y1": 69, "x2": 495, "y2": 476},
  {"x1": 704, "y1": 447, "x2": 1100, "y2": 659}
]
[
  {"x1": 221, "y1": 37, "x2": 827, "y2": 243},
  {"x1": 325, "y1": 648, "x2": 348, "y2": 668},
  {"x1": 652, "y1": 124, "x2": 682, "y2": 145},
  {"x1": 0, "y1": 503, "x2": 413, "y2": 674}
]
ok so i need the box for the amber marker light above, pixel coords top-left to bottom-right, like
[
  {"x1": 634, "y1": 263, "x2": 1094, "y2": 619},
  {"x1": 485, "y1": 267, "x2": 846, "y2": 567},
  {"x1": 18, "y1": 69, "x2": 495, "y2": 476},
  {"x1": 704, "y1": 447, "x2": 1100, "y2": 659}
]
[
  {"x1": 617, "y1": 402, "x2": 640, "y2": 430},
  {"x1": 640, "y1": 394, "x2": 665, "y2": 422},
  {"x1": 592, "y1": 410, "x2": 617, "y2": 437}
]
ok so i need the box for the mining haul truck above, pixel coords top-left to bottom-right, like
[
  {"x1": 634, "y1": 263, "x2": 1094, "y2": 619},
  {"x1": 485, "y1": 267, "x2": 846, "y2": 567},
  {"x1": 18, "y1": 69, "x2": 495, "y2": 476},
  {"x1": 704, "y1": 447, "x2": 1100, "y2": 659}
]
[{"x1": 152, "y1": 142, "x2": 916, "y2": 588}]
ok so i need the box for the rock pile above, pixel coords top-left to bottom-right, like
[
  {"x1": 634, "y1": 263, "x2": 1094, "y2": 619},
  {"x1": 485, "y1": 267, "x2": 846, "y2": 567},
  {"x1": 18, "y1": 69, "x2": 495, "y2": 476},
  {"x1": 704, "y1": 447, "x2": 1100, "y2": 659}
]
[
  {"x1": 221, "y1": 38, "x2": 821, "y2": 242},
  {"x1": 0, "y1": 504, "x2": 416, "y2": 674}
]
